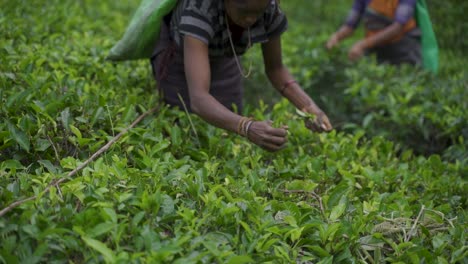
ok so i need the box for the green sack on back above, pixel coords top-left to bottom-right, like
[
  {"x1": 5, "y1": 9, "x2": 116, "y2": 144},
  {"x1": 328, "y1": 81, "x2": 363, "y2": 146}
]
[
  {"x1": 415, "y1": 0, "x2": 439, "y2": 73},
  {"x1": 106, "y1": 0, "x2": 178, "y2": 61}
]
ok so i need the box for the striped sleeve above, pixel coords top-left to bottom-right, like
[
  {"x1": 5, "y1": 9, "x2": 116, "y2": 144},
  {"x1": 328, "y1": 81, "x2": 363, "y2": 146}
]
[
  {"x1": 178, "y1": 1, "x2": 215, "y2": 44},
  {"x1": 264, "y1": 1, "x2": 288, "y2": 38},
  {"x1": 395, "y1": 0, "x2": 417, "y2": 25},
  {"x1": 345, "y1": 0, "x2": 366, "y2": 28}
]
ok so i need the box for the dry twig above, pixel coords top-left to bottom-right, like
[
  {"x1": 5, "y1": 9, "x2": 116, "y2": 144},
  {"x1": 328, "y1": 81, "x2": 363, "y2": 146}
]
[
  {"x1": 405, "y1": 205, "x2": 425, "y2": 242},
  {"x1": 280, "y1": 189, "x2": 325, "y2": 218},
  {"x1": 0, "y1": 106, "x2": 159, "y2": 217}
]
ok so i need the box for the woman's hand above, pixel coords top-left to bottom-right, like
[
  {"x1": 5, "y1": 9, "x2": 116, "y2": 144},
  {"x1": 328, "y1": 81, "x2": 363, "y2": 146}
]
[
  {"x1": 348, "y1": 40, "x2": 367, "y2": 61},
  {"x1": 302, "y1": 105, "x2": 333, "y2": 133},
  {"x1": 246, "y1": 120, "x2": 288, "y2": 152},
  {"x1": 326, "y1": 33, "x2": 340, "y2": 50}
]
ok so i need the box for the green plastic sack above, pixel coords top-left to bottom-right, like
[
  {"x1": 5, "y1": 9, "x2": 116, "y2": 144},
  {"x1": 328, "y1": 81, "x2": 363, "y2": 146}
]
[
  {"x1": 415, "y1": 0, "x2": 439, "y2": 73},
  {"x1": 106, "y1": 0, "x2": 178, "y2": 61}
]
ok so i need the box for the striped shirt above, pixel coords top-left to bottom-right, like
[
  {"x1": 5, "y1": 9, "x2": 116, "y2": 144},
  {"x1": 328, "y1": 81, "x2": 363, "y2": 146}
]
[{"x1": 169, "y1": 0, "x2": 288, "y2": 57}]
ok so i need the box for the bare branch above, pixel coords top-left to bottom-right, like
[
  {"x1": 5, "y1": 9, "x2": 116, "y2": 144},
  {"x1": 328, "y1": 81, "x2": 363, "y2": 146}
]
[
  {"x1": 279, "y1": 189, "x2": 325, "y2": 218},
  {"x1": 405, "y1": 205, "x2": 425, "y2": 242},
  {"x1": 0, "y1": 106, "x2": 159, "y2": 217}
]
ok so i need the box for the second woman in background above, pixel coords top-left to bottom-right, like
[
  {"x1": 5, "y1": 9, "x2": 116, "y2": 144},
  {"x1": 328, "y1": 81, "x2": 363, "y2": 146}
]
[{"x1": 326, "y1": 0, "x2": 421, "y2": 66}]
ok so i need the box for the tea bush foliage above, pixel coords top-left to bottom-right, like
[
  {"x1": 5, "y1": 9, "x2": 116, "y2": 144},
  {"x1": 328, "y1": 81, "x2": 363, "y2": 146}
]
[{"x1": 1, "y1": 0, "x2": 466, "y2": 263}]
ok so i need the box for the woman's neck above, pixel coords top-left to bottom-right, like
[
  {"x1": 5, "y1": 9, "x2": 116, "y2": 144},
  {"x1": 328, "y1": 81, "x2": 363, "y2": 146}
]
[{"x1": 228, "y1": 20, "x2": 245, "y2": 41}]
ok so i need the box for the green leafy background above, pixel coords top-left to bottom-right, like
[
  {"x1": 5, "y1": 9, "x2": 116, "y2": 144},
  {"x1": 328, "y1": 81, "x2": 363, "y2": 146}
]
[{"x1": 0, "y1": 0, "x2": 466, "y2": 263}]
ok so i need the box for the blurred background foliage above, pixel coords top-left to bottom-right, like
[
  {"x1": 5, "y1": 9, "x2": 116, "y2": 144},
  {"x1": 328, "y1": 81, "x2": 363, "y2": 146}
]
[{"x1": 244, "y1": 0, "x2": 467, "y2": 160}]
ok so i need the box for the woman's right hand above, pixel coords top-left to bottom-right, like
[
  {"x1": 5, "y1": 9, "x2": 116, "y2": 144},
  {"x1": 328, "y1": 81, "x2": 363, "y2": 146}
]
[
  {"x1": 326, "y1": 33, "x2": 340, "y2": 50},
  {"x1": 246, "y1": 120, "x2": 288, "y2": 152}
]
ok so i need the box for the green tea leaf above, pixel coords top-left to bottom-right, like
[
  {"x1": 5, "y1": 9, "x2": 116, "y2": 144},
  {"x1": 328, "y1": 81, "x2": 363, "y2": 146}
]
[
  {"x1": 7, "y1": 121, "x2": 30, "y2": 152},
  {"x1": 1, "y1": 159, "x2": 24, "y2": 171},
  {"x1": 82, "y1": 236, "x2": 116, "y2": 263},
  {"x1": 38, "y1": 160, "x2": 58, "y2": 173},
  {"x1": 70, "y1": 125, "x2": 82, "y2": 139},
  {"x1": 88, "y1": 222, "x2": 116, "y2": 238},
  {"x1": 226, "y1": 255, "x2": 254, "y2": 264},
  {"x1": 329, "y1": 201, "x2": 346, "y2": 221}
]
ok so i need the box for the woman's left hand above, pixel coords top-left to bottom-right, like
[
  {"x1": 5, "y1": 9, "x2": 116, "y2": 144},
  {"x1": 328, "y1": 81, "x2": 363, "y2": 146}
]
[
  {"x1": 302, "y1": 105, "x2": 333, "y2": 133},
  {"x1": 348, "y1": 40, "x2": 366, "y2": 61}
]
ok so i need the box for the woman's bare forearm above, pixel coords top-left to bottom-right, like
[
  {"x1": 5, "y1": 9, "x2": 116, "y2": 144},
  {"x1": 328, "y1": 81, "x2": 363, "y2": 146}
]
[
  {"x1": 184, "y1": 35, "x2": 243, "y2": 134},
  {"x1": 335, "y1": 25, "x2": 355, "y2": 41},
  {"x1": 363, "y1": 22, "x2": 403, "y2": 48},
  {"x1": 190, "y1": 93, "x2": 242, "y2": 133},
  {"x1": 266, "y1": 66, "x2": 314, "y2": 110}
]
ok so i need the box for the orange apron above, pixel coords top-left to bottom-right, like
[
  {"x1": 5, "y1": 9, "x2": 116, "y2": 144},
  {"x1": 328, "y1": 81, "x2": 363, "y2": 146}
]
[{"x1": 364, "y1": 0, "x2": 417, "y2": 44}]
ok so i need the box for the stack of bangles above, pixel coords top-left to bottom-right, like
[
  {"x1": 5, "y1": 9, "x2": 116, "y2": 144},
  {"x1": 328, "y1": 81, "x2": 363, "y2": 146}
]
[{"x1": 237, "y1": 117, "x2": 254, "y2": 138}]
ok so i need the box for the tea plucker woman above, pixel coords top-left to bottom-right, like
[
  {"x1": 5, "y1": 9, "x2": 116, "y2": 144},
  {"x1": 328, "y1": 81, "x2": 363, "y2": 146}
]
[
  {"x1": 326, "y1": 0, "x2": 421, "y2": 65},
  {"x1": 152, "y1": 0, "x2": 333, "y2": 152}
]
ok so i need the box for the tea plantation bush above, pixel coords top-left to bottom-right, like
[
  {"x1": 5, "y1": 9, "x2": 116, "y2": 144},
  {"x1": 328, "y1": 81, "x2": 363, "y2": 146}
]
[
  {"x1": 1, "y1": 0, "x2": 467, "y2": 263},
  {"x1": 245, "y1": 0, "x2": 468, "y2": 162}
]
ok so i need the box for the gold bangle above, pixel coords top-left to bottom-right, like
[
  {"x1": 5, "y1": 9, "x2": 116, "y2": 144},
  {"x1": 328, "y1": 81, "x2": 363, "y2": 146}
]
[
  {"x1": 237, "y1": 117, "x2": 246, "y2": 136},
  {"x1": 245, "y1": 120, "x2": 254, "y2": 138},
  {"x1": 243, "y1": 118, "x2": 254, "y2": 136},
  {"x1": 237, "y1": 117, "x2": 249, "y2": 136}
]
